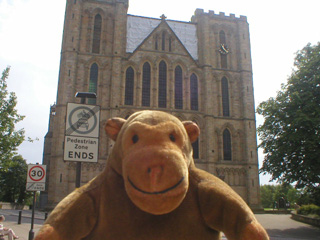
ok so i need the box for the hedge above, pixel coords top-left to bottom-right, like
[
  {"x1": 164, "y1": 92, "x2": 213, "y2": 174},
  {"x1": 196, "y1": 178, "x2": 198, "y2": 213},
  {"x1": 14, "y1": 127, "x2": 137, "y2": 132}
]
[{"x1": 297, "y1": 204, "x2": 320, "y2": 217}]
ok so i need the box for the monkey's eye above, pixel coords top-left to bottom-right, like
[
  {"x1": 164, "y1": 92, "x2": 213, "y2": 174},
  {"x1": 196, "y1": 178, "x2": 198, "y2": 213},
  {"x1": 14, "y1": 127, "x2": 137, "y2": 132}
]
[
  {"x1": 132, "y1": 134, "x2": 139, "y2": 144},
  {"x1": 169, "y1": 134, "x2": 176, "y2": 142}
]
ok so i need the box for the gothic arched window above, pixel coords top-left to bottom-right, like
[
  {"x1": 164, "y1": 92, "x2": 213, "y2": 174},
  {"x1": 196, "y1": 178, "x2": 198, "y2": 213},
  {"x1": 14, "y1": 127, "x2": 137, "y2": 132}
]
[
  {"x1": 221, "y1": 77, "x2": 230, "y2": 116},
  {"x1": 162, "y1": 31, "x2": 166, "y2": 51},
  {"x1": 175, "y1": 66, "x2": 183, "y2": 109},
  {"x1": 142, "y1": 62, "x2": 151, "y2": 107},
  {"x1": 125, "y1": 67, "x2": 134, "y2": 105},
  {"x1": 223, "y1": 129, "x2": 232, "y2": 160},
  {"x1": 158, "y1": 61, "x2": 167, "y2": 108},
  {"x1": 155, "y1": 35, "x2": 159, "y2": 50},
  {"x1": 88, "y1": 63, "x2": 98, "y2": 104},
  {"x1": 190, "y1": 73, "x2": 198, "y2": 111},
  {"x1": 192, "y1": 121, "x2": 199, "y2": 159},
  {"x1": 92, "y1": 14, "x2": 102, "y2": 54},
  {"x1": 219, "y1": 30, "x2": 227, "y2": 68}
]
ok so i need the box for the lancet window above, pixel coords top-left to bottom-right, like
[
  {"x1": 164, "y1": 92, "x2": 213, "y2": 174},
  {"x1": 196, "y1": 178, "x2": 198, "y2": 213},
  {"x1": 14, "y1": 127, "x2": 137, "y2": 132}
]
[
  {"x1": 88, "y1": 63, "x2": 98, "y2": 105},
  {"x1": 221, "y1": 77, "x2": 230, "y2": 116},
  {"x1": 142, "y1": 62, "x2": 151, "y2": 107},
  {"x1": 175, "y1": 66, "x2": 183, "y2": 109},
  {"x1": 190, "y1": 73, "x2": 198, "y2": 111},
  {"x1": 92, "y1": 14, "x2": 102, "y2": 54},
  {"x1": 125, "y1": 67, "x2": 134, "y2": 105},
  {"x1": 158, "y1": 61, "x2": 167, "y2": 108}
]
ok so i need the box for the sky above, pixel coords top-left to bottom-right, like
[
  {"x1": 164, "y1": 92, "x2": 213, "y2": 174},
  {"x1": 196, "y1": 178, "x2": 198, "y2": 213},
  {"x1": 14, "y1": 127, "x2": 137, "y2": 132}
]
[{"x1": 0, "y1": 0, "x2": 319, "y2": 185}]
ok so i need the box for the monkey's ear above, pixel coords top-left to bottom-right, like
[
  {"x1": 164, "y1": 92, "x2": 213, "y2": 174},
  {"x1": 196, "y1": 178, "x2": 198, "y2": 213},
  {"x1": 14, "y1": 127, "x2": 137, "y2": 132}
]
[
  {"x1": 105, "y1": 118, "x2": 126, "y2": 141},
  {"x1": 182, "y1": 121, "x2": 200, "y2": 143}
]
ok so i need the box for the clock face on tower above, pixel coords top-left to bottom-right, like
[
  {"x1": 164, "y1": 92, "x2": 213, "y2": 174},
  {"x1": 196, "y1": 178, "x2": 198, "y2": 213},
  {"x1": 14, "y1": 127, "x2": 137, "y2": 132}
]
[{"x1": 219, "y1": 44, "x2": 230, "y2": 55}]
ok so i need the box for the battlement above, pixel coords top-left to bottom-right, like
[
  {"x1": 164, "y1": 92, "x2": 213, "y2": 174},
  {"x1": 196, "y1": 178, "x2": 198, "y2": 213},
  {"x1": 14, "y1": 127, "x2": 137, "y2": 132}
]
[
  {"x1": 88, "y1": 0, "x2": 128, "y2": 4},
  {"x1": 192, "y1": 8, "x2": 247, "y2": 22}
]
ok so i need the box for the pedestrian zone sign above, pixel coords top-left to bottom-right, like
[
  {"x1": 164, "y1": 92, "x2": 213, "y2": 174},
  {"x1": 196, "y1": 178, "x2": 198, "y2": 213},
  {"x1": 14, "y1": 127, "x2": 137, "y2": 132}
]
[
  {"x1": 64, "y1": 103, "x2": 100, "y2": 163},
  {"x1": 65, "y1": 103, "x2": 100, "y2": 138},
  {"x1": 64, "y1": 135, "x2": 98, "y2": 162}
]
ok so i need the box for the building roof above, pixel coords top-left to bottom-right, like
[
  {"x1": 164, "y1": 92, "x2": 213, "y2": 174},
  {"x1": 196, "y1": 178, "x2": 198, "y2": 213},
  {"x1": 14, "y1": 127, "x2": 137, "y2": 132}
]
[{"x1": 126, "y1": 15, "x2": 198, "y2": 60}]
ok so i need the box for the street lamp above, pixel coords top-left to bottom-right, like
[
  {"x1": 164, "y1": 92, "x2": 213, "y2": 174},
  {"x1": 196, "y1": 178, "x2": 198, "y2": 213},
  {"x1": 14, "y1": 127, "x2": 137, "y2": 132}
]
[{"x1": 75, "y1": 92, "x2": 97, "y2": 104}]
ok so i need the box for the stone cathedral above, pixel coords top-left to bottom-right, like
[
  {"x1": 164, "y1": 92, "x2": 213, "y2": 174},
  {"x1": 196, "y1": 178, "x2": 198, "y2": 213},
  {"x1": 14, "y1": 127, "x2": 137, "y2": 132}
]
[{"x1": 41, "y1": 0, "x2": 262, "y2": 210}]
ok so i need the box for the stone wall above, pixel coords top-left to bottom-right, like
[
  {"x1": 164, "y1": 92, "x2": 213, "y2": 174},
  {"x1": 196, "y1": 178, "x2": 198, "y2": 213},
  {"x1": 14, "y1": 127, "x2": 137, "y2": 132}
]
[
  {"x1": 291, "y1": 213, "x2": 320, "y2": 227},
  {"x1": 0, "y1": 202, "x2": 29, "y2": 210}
]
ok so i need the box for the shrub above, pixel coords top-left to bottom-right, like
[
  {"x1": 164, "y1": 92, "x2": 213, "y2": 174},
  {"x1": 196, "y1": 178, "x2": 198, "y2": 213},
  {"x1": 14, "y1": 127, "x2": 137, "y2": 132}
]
[{"x1": 297, "y1": 204, "x2": 320, "y2": 216}]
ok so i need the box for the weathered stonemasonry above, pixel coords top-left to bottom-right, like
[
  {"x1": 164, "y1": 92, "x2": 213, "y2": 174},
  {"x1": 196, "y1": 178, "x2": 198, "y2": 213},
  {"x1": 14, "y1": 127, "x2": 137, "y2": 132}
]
[{"x1": 41, "y1": 0, "x2": 262, "y2": 210}]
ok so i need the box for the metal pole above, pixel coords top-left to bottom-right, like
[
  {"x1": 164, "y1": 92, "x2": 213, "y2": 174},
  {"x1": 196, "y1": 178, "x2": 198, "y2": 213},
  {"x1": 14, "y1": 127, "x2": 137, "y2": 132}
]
[
  {"x1": 28, "y1": 191, "x2": 36, "y2": 240},
  {"x1": 75, "y1": 97, "x2": 85, "y2": 188},
  {"x1": 18, "y1": 210, "x2": 22, "y2": 224},
  {"x1": 75, "y1": 162, "x2": 81, "y2": 188}
]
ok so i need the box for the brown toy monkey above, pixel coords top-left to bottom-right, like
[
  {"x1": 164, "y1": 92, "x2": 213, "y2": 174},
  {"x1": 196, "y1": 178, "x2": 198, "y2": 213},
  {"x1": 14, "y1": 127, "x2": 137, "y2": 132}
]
[{"x1": 35, "y1": 110, "x2": 269, "y2": 240}]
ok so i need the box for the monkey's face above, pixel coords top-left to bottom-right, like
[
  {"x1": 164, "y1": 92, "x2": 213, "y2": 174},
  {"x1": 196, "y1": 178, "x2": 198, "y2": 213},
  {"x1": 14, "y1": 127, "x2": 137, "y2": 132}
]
[{"x1": 105, "y1": 111, "x2": 199, "y2": 215}]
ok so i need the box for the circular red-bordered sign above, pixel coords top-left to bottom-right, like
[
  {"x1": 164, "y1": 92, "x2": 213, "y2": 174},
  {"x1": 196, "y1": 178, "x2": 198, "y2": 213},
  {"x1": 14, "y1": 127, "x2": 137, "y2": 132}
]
[{"x1": 29, "y1": 166, "x2": 46, "y2": 182}]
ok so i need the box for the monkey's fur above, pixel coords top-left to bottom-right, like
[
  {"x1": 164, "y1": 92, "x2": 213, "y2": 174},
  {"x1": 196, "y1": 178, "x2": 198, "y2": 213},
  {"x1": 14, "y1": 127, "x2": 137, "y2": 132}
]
[{"x1": 35, "y1": 110, "x2": 269, "y2": 240}]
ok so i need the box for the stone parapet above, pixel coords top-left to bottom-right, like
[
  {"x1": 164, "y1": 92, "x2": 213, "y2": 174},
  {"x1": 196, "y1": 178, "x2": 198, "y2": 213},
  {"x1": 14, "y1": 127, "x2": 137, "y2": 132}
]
[
  {"x1": 291, "y1": 212, "x2": 320, "y2": 227},
  {"x1": 192, "y1": 8, "x2": 247, "y2": 22},
  {"x1": 0, "y1": 202, "x2": 29, "y2": 210}
]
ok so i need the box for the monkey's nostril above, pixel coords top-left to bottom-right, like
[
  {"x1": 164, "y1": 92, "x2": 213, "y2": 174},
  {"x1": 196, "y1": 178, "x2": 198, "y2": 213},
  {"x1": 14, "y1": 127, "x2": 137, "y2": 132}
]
[
  {"x1": 132, "y1": 134, "x2": 139, "y2": 143},
  {"x1": 147, "y1": 168, "x2": 151, "y2": 173}
]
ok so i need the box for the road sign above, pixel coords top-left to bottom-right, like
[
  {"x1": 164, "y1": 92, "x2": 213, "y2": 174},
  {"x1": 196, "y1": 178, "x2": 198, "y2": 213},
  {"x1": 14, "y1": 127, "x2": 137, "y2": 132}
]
[
  {"x1": 65, "y1": 103, "x2": 100, "y2": 138},
  {"x1": 65, "y1": 103, "x2": 100, "y2": 163},
  {"x1": 64, "y1": 136, "x2": 98, "y2": 162},
  {"x1": 26, "y1": 164, "x2": 46, "y2": 191},
  {"x1": 26, "y1": 182, "x2": 45, "y2": 191}
]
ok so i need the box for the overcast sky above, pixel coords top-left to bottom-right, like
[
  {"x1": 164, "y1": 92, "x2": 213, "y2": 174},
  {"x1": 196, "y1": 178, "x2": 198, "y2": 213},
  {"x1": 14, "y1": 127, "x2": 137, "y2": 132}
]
[{"x1": 0, "y1": 0, "x2": 319, "y2": 185}]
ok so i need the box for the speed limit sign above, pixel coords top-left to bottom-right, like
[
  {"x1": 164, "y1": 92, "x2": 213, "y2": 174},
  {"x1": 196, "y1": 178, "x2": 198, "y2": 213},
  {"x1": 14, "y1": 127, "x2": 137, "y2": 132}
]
[{"x1": 26, "y1": 164, "x2": 46, "y2": 191}]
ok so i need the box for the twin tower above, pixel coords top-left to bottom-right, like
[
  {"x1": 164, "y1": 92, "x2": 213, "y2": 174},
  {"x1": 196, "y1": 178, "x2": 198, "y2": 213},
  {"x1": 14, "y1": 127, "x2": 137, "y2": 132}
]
[{"x1": 41, "y1": 0, "x2": 262, "y2": 210}]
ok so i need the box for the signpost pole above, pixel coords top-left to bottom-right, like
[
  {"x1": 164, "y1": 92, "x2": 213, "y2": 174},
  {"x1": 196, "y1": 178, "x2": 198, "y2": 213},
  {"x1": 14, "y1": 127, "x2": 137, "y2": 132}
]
[
  {"x1": 75, "y1": 162, "x2": 81, "y2": 188},
  {"x1": 75, "y1": 97, "x2": 85, "y2": 188},
  {"x1": 26, "y1": 163, "x2": 46, "y2": 240},
  {"x1": 28, "y1": 191, "x2": 36, "y2": 240},
  {"x1": 67, "y1": 92, "x2": 97, "y2": 189}
]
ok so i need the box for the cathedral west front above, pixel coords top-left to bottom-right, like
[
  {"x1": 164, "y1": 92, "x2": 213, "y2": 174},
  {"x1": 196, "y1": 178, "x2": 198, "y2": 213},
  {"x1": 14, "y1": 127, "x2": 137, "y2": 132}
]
[{"x1": 41, "y1": 0, "x2": 262, "y2": 210}]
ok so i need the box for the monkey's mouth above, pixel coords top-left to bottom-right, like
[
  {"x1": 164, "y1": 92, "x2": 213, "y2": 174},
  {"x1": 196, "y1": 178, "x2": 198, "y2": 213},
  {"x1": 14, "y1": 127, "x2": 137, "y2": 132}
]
[{"x1": 128, "y1": 177, "x2": 185, "y2": 195}]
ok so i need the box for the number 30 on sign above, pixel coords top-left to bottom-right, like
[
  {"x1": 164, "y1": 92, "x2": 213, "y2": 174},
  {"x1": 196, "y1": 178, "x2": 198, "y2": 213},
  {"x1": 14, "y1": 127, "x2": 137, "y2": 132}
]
[{"x1": 27, "y1": 164, "x2": 46, "y2": 183}]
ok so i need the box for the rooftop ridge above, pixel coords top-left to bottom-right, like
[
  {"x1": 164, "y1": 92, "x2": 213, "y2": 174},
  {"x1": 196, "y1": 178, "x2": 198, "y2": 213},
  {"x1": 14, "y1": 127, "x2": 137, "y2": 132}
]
[{"x1": 127, "y1": 14, "x2": 196, "y2": 25}]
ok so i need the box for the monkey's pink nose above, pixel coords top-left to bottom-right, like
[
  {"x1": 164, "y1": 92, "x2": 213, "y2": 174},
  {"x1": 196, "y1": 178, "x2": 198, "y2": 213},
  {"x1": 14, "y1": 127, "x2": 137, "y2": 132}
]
[{"x1": 147, "y1": 165, "x2": 164, "y2": 189}]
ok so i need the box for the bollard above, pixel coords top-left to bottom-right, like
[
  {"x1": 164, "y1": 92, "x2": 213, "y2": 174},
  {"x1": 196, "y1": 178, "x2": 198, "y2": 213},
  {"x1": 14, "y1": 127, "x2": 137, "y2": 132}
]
[
  {"x1": 28, "y1": 230, "x2": 34, "y2": 240},
  {"x1": 28, "y1": 191, "x2": 36, "y2": 240},
  {"x1": 18, "y1": 210, "x2": 22, "y2": 224}
]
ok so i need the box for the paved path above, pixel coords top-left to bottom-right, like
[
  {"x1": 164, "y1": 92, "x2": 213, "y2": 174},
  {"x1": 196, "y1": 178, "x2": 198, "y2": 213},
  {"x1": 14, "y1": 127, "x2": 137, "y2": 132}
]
[
  {"x1": 256, "y1": 214, "x2": 320, "y2": 240},
  {"x1": 0, "y1": 210, "x2": 319, "y2": 239},
  {"x1": 0, "y1": 210, "x2": 44, "y2": 240}
]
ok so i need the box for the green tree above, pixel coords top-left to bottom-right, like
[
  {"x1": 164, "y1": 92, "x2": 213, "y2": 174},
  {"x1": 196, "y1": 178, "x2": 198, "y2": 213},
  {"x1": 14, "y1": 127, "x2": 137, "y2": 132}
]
[
  {"x1": 257, "y1": 43, "x2": 320, "y2": 202},
  {"x1": 296, "y1": 189, "x2": 313, "y2": 206},
  {"x1": 260, "y1": 184, "x2": 300, "y2": 208},
  {"x1": 273, "y1": 185, "x2": 287, "y2": 203},
  {"x1": 287, "y1": 188, "x2": 299, "y2": 204},
  {"x1": 0, "y1": 155, "x2": 32, "y2": 203},
  {"x1": 0, "y1": 67, "x2": 25, "y2": 170},
  {"x1": 260, "y1": 185, "x2": 275, "y2": 208}
]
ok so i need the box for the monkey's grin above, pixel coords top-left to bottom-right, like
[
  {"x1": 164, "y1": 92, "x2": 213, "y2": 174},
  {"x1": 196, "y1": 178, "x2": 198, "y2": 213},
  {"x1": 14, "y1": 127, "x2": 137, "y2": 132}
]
[{"x1": 128, "y1": 176, "x2": 185, "y2": 195}]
